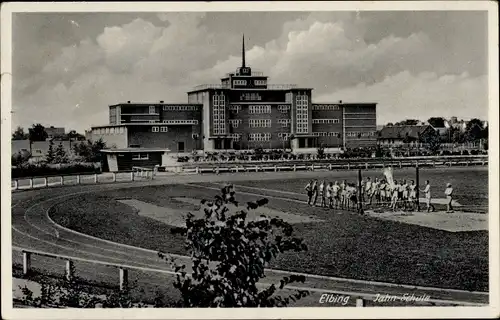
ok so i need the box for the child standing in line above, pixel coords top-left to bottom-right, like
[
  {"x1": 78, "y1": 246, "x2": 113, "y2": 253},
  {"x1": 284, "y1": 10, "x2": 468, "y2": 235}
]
[
  {"x1": 409, "y1": 180, "x2": 417, "y2": 211},
  {"x1": 421, "y1": 180, "x2": 436, "y2": 213},
  {"x1": 312, "y1": 179, "x2": 319, "y2": 206},
  {"x1": 326, "y1": 182, "x2": 334, "y2": 209},
  {"x1": 444, "y1": 183, "x2": 454, "y2": 213},
  {"x1": 319, "y1": 180, "x2": 326, "y2": 208},
  {"x1": 305, "y1": 180, "x2": 314, "y2": 206}
]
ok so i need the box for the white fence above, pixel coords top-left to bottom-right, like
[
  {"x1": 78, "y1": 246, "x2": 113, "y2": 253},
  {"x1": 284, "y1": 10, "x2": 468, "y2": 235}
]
[{"x1": 13, "y1": 247, "x2": 484, "y2": 307}]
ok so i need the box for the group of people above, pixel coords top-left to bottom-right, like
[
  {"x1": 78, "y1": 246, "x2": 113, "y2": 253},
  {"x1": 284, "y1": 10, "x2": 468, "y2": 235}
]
[{"x1": 304, "y1": 177, "x2": 455, "y2": 213}]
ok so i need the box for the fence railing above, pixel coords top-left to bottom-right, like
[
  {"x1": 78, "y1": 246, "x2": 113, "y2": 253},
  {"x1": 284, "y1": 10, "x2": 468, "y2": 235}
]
[
  {"x1": 11, "y1": 168, "x2": 155, "y2": 191},
  {"x1": 13, "y1": 247, "x2": 485, "y2": 307}
]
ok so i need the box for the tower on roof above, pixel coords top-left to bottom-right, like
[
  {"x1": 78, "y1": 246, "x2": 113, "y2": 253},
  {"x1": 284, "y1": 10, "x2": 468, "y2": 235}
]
[{"x1": 242, "y1": 33, "x2": 246, "y2": 68}]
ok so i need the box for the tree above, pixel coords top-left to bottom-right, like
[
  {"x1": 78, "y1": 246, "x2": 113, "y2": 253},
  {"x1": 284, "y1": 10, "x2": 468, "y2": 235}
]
[
  {"x1": 395, "y1": 119, "x2": 419, "y2": 126},
  {"x1": 386, "y1": 122, "x2": 394, "y2": 127},
  {"x1": 421, "y1": 128, "x2": 441, "y2": 154},
  {"x1": 54, "y1": 143, "x2": 69, "y2": 163},
  {"x1": 11, "y1": 150, "x2": 31, "y2": 166},
  {"x1": 46, "y1": 140, "x2": 56, "y2": 163},
  {"x1": 465, "y1": 118, "x2": 484, "y2": 142},
  {"x1": 427, "y1": 117, "x2": 446, "y2": 128},
  {"x1": 73, "y1": 139, "x2": 106, "y2": 163},
  {"x1": 163, "y1": 188, "x2": 309, "y2": 307},
  {"x1": 12, "y1": 126, "x2": 28, "y2": 140},
  {"x1": 28, "y1": 124, "x2": 48, "y2": 141}
]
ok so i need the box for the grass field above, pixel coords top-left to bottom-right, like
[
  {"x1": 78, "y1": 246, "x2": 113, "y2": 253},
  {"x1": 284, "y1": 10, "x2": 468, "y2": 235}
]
[{"x1": 49, "y1": 167, "x2": 488, "y2": 292}]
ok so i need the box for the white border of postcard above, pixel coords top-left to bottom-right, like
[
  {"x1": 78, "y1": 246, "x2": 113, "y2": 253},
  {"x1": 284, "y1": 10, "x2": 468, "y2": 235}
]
[{"x1": 1, "y1": 1, "x2": 499, "y2": 319}]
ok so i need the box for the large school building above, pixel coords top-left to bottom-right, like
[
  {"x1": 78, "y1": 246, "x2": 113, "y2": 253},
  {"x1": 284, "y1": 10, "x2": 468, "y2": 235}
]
[{"x1": 90, "y1": 36, "x2": 377, "y2": 170}]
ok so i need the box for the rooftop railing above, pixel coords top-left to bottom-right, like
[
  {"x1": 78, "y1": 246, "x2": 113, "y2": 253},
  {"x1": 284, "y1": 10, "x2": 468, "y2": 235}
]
[{"x1": 192, "y1": 83, "x2": 298, "y2": 91}]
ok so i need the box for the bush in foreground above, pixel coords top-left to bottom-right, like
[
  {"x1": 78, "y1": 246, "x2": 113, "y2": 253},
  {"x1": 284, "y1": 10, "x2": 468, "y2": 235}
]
[{"x1": 162, "y1": 186, "x2": 309, "y2": 307}]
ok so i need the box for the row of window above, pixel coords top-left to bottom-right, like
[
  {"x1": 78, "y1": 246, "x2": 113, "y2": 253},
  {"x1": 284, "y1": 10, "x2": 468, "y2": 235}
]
[
  {"x1": 233, "y1": 80, "x2": 247, "y2": 85},
  {"x1": 249, "y1": 133, "x2": 272, "y2": 141},
  {"x1": 313, "y1": 132, "x2": 341, "y2": 137},
  {"x1": 277, "y1": 119, "x2": 291, "y2": 127},
  {"x1": 312, "y1": 119, "x2": 340, "y2": 124},
  {"x1": 240, "y1": 93, "x2": 262, "y2": 101},
  {"x1": 249, "y1": 119, "x2": 272, "y2": 128},
  {"x1": 149, "y1": 106, "x2": 156, "y2": 114},
  {"x1": 254, "y1": 80, "x2": 267, "y2": 86},
  {"x1": 94, "y1": 127, "x2": 125, "y2": 135},
  {"x1": 132, "y1": 153, "x2": 149, "y2": 160},
  {"x1": 229, "y1": 105, "x2": 242, "y2": 112},
  {"x1": 152, "y1": 127, "x2": 169, "y2": 132},
  {"x1": 277, "y1": 105, "x2": 290, "y2": 113},
  {"x1": 163, "y1": 105, "x2": 198, "y2": 111},
  {"x1": 213, "y1": 94, "x2": 226, "y2": 135},
  {"x1": 229, "y1": 119, "x2": 242, "y2": 128},
  {"x1": 312, "y1": 104, "x2": 340, "y2": 111},
  {"x1": 346, "y1": 131, "x2": 376, "y2": 137},
  {"x1": 296, "y1": 95, "x2": 309, "y2": 134},
  {"x1": 249, "y1": 105, "x2": 272, "y2": 114},
  {"x1": 278, "y1": 133, "x2": 291, "y2": 141},
  {"x1": 229, "y1": 133, "x2": 242, "y2": 141},
  {"x1": 162, "y1": 120, "x2": 198, "y2": 125}
]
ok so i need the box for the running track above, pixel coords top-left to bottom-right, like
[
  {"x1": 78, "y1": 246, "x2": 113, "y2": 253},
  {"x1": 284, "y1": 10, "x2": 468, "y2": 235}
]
[{"x1": 10, "y1": 171, "x2": 489, "y2": 306}]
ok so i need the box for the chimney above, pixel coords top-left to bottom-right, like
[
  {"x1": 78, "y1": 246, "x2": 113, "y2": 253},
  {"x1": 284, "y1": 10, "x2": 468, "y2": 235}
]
[
  {"x1": 339, "y1": 100, "x2": 343, "y2": 104},
  {"x1": 160, "y1": 100, "x2": 164, "y2": 103},
  {"x1": 127, "y1": 101, "x2": 131, "y2": 103}
]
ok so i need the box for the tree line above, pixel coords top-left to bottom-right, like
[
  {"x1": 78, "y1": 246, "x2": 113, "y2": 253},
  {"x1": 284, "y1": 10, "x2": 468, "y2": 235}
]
[{"x1": 12, "y1": 124, "x2": 86, "y2": 142}]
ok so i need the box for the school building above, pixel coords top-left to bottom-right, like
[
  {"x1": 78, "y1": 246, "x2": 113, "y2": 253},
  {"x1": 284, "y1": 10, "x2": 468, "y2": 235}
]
[{"x1": 89, "y1": 36, "x2": 377, "y2": 170}]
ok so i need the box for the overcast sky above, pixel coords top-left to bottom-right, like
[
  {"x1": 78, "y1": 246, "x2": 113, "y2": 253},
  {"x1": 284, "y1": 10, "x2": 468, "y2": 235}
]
[{"x1": 11, "y1": 11, "x2": 488, "y2": 133}]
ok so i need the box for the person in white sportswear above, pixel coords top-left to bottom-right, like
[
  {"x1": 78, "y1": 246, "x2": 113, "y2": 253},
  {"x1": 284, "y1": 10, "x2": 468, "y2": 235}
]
[
  {"x1": 421, "y1": 180, "x2": 436, "y2": 212},
  {"x1": 326, "y1": 182, "x2": 333, "y2": 209},
  {"x1": 444, "y1": 183, "x2": 454, "y2": 213}
]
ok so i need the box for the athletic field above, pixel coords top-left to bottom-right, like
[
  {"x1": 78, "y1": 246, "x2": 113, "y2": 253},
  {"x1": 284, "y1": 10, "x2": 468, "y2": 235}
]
[{"x1": 49, "y1": 166, "x2": 489, "y2": 293}]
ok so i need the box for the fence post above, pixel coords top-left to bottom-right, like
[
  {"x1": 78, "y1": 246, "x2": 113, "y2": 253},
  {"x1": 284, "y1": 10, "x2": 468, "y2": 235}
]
[
  {"x1": 13, "y1": 180, "x2": 18, "y2": 190},
  {"x1": 60, "y1": 176, "x2": 64, "y2": 186},
  {"x1": 365, "y1": 163, "x2": 368, "y2": 170},
  {"x1": 29, "y1": 178, "x2": 33, "y2": 189},
  {"x1": 195, "y1": 167, "x2": 199, "y2": 174},
  {"x1": 22, "y1": 251, "x2": 31, "y2": 276},
  {"x1": 94, "y1": 173, "x2": 98, "y2": 183},
  {"x1": 119, "y1": 268, "x2": 129, "y2": 291},
  {"x1": 255, "y1": 166, "x2": 258, "y2": 172},
  {"x1": 274, "y1": 165, "x2": 277, "y2": 172},
  {"x1": 328, "y1": 164, "x2": 332, "y2": 171},
  {"x1": 76, "y1": 175, "x2": 80, "y2": 185},
  {"x1": 216, "y1": 167, "x2": 220, "y2": 175},
  {"x1": 112, "y1": 172, "x2": 116, "y2": 182},
  {"x1": 65, "y1": 260, "x2": 74, "y2": 280},
  {"x1": 311, "y1": 164, "x2": 315, "y2": 171},
  {"x1": 293, "y1": 164, "x2": 297, "y2": 172},
  {"x1": 43, "y1": 177, "x2": 48, "y2": 188},
  {"x1": 356, "y1": 298, "x2": 366, "y2": 307},
  {"x1": 399, "y1": 161, "x2": 402, "y2": 169},
  {"x1": 347, "y1": 163, "x2": 350, "y2": 170}
]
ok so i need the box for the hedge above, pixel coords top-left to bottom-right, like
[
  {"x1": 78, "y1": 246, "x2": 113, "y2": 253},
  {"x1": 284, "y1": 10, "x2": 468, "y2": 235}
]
[{"x1": 11, "y1": 162, "x2": 102, "y2": 178}]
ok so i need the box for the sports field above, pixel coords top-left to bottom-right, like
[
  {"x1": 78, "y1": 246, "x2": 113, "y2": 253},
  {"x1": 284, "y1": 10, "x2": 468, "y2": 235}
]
[{"x1": 49, "y1": 167, "x2": 489, "y2": 292}]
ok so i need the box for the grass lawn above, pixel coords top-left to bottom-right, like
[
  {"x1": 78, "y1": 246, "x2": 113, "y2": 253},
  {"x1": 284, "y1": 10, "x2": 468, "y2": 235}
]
[{"x1": 49, "y1": 174, "x2": 488, "y2": 292}]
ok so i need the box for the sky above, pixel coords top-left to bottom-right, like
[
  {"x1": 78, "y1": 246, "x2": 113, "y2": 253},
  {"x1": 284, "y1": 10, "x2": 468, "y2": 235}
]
[{"x1": 11, "y1": 10, "x2": 488, "y2": 133}]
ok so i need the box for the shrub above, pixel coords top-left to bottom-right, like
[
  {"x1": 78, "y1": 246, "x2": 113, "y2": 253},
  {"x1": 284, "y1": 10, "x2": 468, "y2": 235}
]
[
  {"x1": 12, "y1": 162, "x2": 101, "y2": 178},
  {"x1": 162, "y1": 186, "x2": 309, "y2": 307}
]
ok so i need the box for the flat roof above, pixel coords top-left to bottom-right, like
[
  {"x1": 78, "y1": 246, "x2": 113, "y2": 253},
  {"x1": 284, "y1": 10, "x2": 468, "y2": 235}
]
[
  {"x1": 100, "y1": 148, "x2": 170, "y2": 153},
  {"x1": 314, "y1": 102, "x2": 378, "y2": 105},
  {"x1": 110, "y1": 102, "x2": 203, "y2": 107}
]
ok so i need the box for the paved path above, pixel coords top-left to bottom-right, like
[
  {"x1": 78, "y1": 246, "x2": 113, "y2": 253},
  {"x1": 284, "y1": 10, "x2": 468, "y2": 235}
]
[{"x1": 10, "y1": 172, "x2": 488, "y2": 306}]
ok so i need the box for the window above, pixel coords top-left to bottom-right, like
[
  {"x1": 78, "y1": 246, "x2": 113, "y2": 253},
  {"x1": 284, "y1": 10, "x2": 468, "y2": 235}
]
[
  {"x1": 249, "y1": 119, "x2": 272, "y2": 128},
  {"x1": 34, "y1": 149, "x2": 42, "y2": 154},
  {"x1": 149, "y1": 120, "x2": 158, "y2": 123},
  {"x1": 248, "y1": 133, "x2": 271, "y2": 141},
  {"x1": 105, "y1": 128, "x2": 110, "y2": 134},
  {"x1": 278, "y1": 133, "x2": 291, "y2": 141},
  {"x1": 312, "y1": 104, "x2": 340, "y2": 111},
  {"x1": 229, "y1": 119, "x2": 242, "y2": 128},
  {"x1": 160, "y1": 126, "x2": 168, "y2": 132},
  {"x1": 119, "y1": 127, "x2": 125, "y2": 134},
  {"x1": 213, "y1": 93, "x2": 226, "y2": 135},
  {"x1": 249, "y1": 105, "x2": 271, "y2": 114},
  {"x1": 254, "y1": 80, "x2": 267, "y2": 86},
  {"x1": 312, "y1": 132, "x2": 340, "y2": 137},
  {"x1": 152, "y1": 126, "x2": 159, "y2": 132},
  {"x1": 149, "y1": 106, "x2": 156, "y2": 114},
  {"x1": 162, "y1": 120, "x2": 198, "y2": 125},
  {"x1": 240, "y1": 93, "x2": 262, "y2": 101},
  {"x1": 296, "y1": 95, "x2": 309, "y2": 134},
  {"x1": 233, "y1": 80, "x2": 247, "y2": 86},
  {"x1": 132, "y1": 153, "x2": 149, "y2": 160},
  {"x1": 277, "y1": 105, "x2": 290, "y2": 113},
  {"x1": 229, "y1": 105, "x2": 242, "y2": 113},
  {"x1": 278, "y1": 119, "x2": 290, "y2": 127},
  {"x1": 230, "y1": 133, "x2": 242, "y2": 141},
  {"x1": 110, "y1": 128, "x2": 115, "y2": 134},
  {"x1": 163, "y1": 105, "x2": 198, "y2": 111},
  {"x1": 312, "y1": 119, "x2": 340, "y2": 124}
]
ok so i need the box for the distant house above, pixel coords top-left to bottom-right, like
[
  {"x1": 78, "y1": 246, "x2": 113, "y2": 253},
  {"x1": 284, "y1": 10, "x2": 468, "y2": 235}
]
[
  {"x1": 377, "y1": 125, "x2": 436, "y2": 147},
  {"x1": 45, "y1": 126, "x2": 65, "y2": 140},
  {"x1": 11, "y1": 140, "x2": 74, "y2": 162}
]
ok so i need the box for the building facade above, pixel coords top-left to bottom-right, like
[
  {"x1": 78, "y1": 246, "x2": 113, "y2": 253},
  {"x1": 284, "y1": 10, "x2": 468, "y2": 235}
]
[{"x1": 90, "y1": 36, "x2": 377, "y2": 165}]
